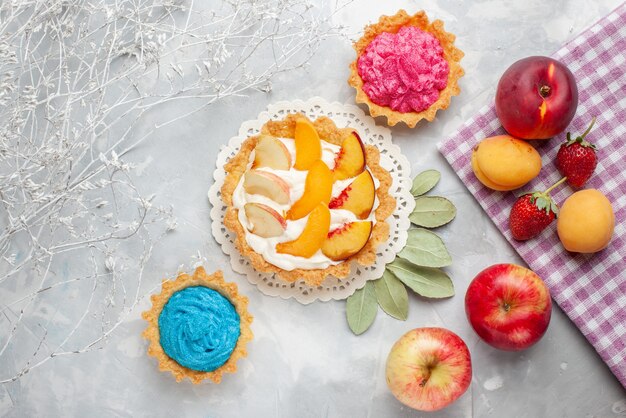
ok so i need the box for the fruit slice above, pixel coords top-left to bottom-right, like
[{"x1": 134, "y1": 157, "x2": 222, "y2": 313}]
[
  {"x1": 287, "y1": 160, "x2": 333, "y2": 220},
  {"x1": 243, "y1": 170, "x2": 290, "y2": 204},
  {"x1": 294, "y1": 117, "x2": 321, "y2": 170},
  {"x1": 244, "y1": 203, "x2": 287, "y2": 238},
  {"x1": 329, "y1": 170, "x2": 375, "y2": 219},
  {"x1": 333, "y1": 132, "x2": 366, "y2": 180},
  {"x1": 321, "y1": 221, "x2": 373, "y2": 261},
  {"x1": 252, "y1": 135, "x2": 292, "y2": 170},
  {"x1": 276, "y1": 203, "x2": 330, "y2": 258}
]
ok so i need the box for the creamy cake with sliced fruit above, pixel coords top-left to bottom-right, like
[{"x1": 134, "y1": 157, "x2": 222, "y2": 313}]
[{"x1": 221, "y1": 113, "x2": 395, "y2": 286}]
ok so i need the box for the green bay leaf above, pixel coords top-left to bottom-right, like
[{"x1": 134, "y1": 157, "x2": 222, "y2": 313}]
[
  {"x1": 374, "y1": 271, "x2": 408, "y2": 320},
  {"x1": 410, "y1": 196, "x2": 457, "y2": 228},
  {"x1": 387, "y1": 258, "x2": 454, "y2": 298},
  {"x1": 411, "y1": 169, "x2": 441, "y2": 197},
  {"x1": 346, "y1": 281, "x2": 378, "y2": 335},
  {"x1": 398, "y1": 228, "x2": 452, "y2": 267}
]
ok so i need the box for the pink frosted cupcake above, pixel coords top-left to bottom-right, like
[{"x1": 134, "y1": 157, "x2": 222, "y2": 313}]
[{"x1": 349, "y1": 10, "x2": 464, "y2": 128}]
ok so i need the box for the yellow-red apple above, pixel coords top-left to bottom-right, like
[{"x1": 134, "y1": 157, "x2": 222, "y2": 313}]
[{"x1": 386, "y1": 327, "x2": 472, "y2": 412}]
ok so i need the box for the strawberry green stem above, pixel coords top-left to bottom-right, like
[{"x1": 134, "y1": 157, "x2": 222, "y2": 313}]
[
  {"x1": 580, "y1": 117, "x2": 596, "y2": 141},
  {"x1": 544, "y1": 176, "x2": 568, "y2": 195}
]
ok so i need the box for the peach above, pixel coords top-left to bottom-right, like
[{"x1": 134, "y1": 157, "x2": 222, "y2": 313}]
[
  {"x1": 252, "y1": 135, "x2": 292, "y2": 170},
  {"x1": 329, "y1": 170, "x2": 375, "y2": 219},
  {"x1": 557, "y1": 189, "x2": 614, "y2": 253},
  {"x1": 287, "y1": 160, "x2": 333, "y2": 220},
  {"x1": 243, "y1": 170, "x2": 290, "y2": 204},
  {"x1": 321, "y1": 221, "x2": 372, "y2": 261},
  {"x1": 276, "y1": 203, "x2": 330, "y2": 258},
  {"x1": 294, "y1": 117, "x2": 321, "y2": 170},
  {"x1": 472, "y1": 135, "x2": 542, "y2": 191},
  {"x1": 244, "y1": 203, "x2": 287, "y2": 238},
  {"x1": 496, "y1": 57, "x2": 578, "y2": 140},
  {"x1": 333, "y1": 131, "x2": 366, "y2": 180}
]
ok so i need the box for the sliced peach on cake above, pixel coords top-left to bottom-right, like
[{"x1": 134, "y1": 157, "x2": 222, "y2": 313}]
[
  {"x1": 252, "y1": 135, "x2": 292, "y2": 170},
  {"x1": 276, "y1": 203, "x2": 330, "y2": 258},
  {"x1": 329, "y1": 170, "x2": 375, "y2": 219},
  {"x1": 244, "y1": 203, "x2": 286, "y2": 238},
  {"x1": 321, "y1": 221, "x2": 373, "y2": 261},
  {"x1": 243, "y1": 170, "x2": 290, "y2": 204},
  {"x1": 287, "y1": 160, "x2": 333, "y2": 220},
  {"x1": 333, "y1": 131, "x2": 366, "y2": 180},
  {"x1": 294, "y1": 117, "x2": 321, "y2": 170}
]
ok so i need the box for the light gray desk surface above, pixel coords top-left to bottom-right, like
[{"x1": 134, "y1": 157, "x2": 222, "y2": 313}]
[{"x1": 2, "y1": 0, "x2": 625, "y2": 416}]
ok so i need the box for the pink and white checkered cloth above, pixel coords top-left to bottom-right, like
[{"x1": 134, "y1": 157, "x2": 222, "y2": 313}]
[{"x1": 438, "y1": 4, "x2": 626, "y2": 387}]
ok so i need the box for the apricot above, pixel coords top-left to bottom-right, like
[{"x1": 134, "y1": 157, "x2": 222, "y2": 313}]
[
  {"x1": 287, "y1": 160, "x2": 333, "y2": 220},
  {"x1": 471, "y1": 151, "x2": 526, "y2": 191},
  {"x1": 557, "y1": 189, "x2": 614, "y2": 253},
  {"x1": 277, "y1": 203, "x2": 330, "y2": 258},
  {"x1": 472, "y1": 135, "x2": 542, "y2": 191},
  {"x1": 294, "y1": 117, "x2": 321, "y2": 170}
]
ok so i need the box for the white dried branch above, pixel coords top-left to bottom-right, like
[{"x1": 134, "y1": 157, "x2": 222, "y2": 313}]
[{"x1": 0, "y1": 0, "x2": 345, "y2": 383}]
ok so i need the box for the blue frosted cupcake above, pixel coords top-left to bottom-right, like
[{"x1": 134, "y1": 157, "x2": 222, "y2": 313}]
[{"x1": 142, "y1": 267, "x2": 253, "y2": 383}]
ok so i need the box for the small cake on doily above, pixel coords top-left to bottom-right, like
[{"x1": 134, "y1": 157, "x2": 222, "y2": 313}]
[
  {"x1": 142, "y1": 267, "x2": 253, "y2": 384},
  {"x1": 348, "y1": 9, "x2": 464, "y2": 127},
  {"x1": 221, "y1": 113, "x2": 396, "y2": 286}
]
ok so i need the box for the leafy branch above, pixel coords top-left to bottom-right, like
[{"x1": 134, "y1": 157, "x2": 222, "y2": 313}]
[{"x1": 346, "y1": 169, "x2": 457, "y2": 335}]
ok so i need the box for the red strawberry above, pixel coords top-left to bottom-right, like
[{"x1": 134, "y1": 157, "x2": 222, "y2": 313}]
[
  {"x1": 509, "y1": 178, "x2": 567, "y2": 241},
  {"x1": 556, "y1": 118, "x2": 597, "y2": 188}
]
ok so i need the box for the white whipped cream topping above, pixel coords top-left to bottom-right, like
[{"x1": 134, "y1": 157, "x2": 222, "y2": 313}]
[{"x1": 232, "y1": 136, "x2": 379, "y2": 271}]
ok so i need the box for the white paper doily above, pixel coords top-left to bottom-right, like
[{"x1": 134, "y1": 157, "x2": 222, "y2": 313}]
[{"x1": 209, "y1": 97, "x2": 414, "y2": 304}]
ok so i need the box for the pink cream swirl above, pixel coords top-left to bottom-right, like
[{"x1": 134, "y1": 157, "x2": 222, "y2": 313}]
[{"x1": 357, "y1": 26, "x2": 449, "y2": 114}]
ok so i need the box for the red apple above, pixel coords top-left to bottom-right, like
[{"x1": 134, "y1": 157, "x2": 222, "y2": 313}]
[
  {"x1": 386, "y1": 327, "x2": 472, "y2": 412},
  {"x1": 495, "y1": 56, "x2": 578, "y2": 140},
  {"x1": 465, "y1": 264, "x2": 552, "y2": 351}
]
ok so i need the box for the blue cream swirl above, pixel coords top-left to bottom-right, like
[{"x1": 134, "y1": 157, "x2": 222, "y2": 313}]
[{"x1": 158, "y1": 286, "x2": 240, "y2": 372}]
